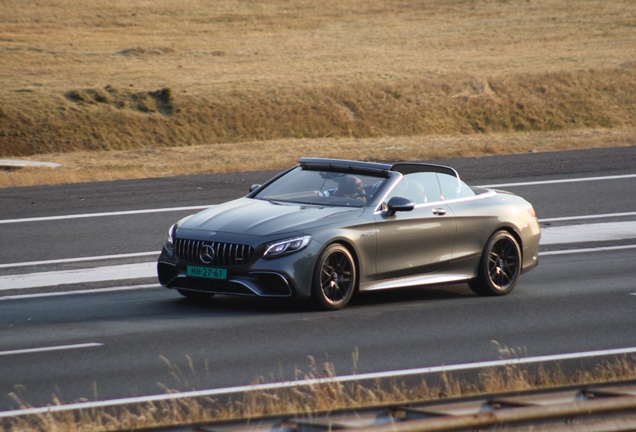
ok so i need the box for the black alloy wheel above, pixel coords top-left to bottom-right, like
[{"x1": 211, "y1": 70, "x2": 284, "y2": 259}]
[
  {"x1": 469, "y1": 231, "x2": 521, "y2": 296},
  {"x1": 312, "y1": 244, "x2": 357, "y2": 310}
]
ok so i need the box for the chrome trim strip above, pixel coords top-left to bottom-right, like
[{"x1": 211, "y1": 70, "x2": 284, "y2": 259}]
[
  {"x1": 361, "y1": 274, "x2": 472, "y2": 291},
  {"x1": 373, "y1": 189, "x2": 497, "y2": 214}
]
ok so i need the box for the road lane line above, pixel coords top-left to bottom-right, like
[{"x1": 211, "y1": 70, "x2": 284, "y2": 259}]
[
  {"x1": 0, "y1": 284, "x2": 159, "y2": 301},
  {"x1": 1, "y1": 244, "x2": 632, "y2": 296},
  {"x1": 0, "y1": 343, "x2": 103, "y2": 357},
  {"x1": 540, "y1": 244, "x2": 636, "y2": 256},
  {"x1": 540, "y1": 221, "x2": 636, "y2": 245},
  {"x1": 0, "y1": 213, "x2": 632, "y2": 271},
  {"x1": 540, "y1": 211, "x2": 636, "y2": 223},
  {"x1": 0, "y1": 205, "x2": 209, "y2": 224},
  {"x1": 1, "y1": 234, "x2": 634, "y2": 291},
  {"x1": 479, "y1": 173, "x2": 636, "y2": 188},
  {"x1": 0, "y1": 262, "x2": 156, "y2": 290},
  {"x1": 1, "y1": 346, "x2": 635, "y2": 417},
  {"x1": 1, "y1": 173, "x2": 634, "y2": 225},
  {"x1": 0, "y1": 251, "x2": 159, "y2": 269}
]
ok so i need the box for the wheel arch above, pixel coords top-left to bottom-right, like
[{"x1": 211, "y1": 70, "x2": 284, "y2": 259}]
[
  {"x1": 484, "y1": 225, "x2": 523, "y2": 262},
  {"x1": 317, "y1": 238, "x2": 362, "y2": 292},
  {"x1": 495, "y1": 225, "x2": 524, "y2": 259},
  {"x1": 469, "y1": 227, "x2": 523, "y2": 296},
  {"x1": 311, "y1": 240, "x2": 360, "y2": 310},
  {"x1": 472, "y1": 225, "x2": 523, "y2": 277}
]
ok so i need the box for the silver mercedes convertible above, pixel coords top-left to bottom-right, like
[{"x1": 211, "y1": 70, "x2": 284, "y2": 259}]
[{"x1": 158, "y1": 158, "x2": 540, "y2": 310}]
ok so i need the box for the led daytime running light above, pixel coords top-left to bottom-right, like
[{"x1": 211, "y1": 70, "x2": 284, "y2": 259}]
[{"x1": 264, "y1": 235, "x2": 311, "y2": 258}]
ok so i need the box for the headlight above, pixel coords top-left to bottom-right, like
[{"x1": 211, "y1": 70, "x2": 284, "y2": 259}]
[
  {"x1": 165, "y1": 224, "x2": 177, "y2": 250},
  {"x1": 263, "y1": 235, "x2": 312, "y2": 258}
]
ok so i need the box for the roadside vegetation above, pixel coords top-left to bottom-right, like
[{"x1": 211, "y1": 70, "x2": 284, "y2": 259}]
[
  {"x1": 4, "y1": 351, "x2": 636, "y2": 431},
  {"x1": 1, "y1": 0, "x2": 635, "y2": 187}
]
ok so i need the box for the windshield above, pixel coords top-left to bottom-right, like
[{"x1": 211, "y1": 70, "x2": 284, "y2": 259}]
[{"x1": 253, "y1": 167, "x2": 388, "y2": 207}]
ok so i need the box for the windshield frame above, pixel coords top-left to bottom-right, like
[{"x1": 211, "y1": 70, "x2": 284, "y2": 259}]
[{"x1": 251, "y1": 165, "x2": 392, "y2": 208}]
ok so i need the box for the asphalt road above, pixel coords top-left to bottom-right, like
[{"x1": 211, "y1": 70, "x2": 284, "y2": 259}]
[{"x1": 0, "y1": 146, "x2": 635, "y2": 411}]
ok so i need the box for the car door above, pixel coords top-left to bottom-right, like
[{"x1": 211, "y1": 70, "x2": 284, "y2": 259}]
[
  {"x1": 372, "y1": 172, "x2": 457, "y2": 282},
  {"x1": 435, "y1": 171, "x2": 494, "y2": 262}
]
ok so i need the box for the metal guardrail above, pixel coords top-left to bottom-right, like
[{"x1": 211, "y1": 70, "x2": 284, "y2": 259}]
[{"x1": 143, "y1": 380, "x2": 636, "y2": 432}]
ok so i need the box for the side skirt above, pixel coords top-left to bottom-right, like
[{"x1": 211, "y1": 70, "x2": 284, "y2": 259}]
[{"x1": 360, "y1": 273, "x2": 472, "y2": 292}]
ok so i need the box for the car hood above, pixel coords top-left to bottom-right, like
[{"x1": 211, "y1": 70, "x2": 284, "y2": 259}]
[{"x1": 178, "y1": 197, "x2": 364, "y2": 237}]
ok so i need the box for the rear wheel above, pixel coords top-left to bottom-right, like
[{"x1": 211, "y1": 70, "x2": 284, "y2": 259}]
[
  {"x1": 312, "y1": 244, "x2": 357, "y2": 310},
  {"x1": 177, "y1": 289, "x2": 215, "y2": 300},
  {"x1": 469, "y1": 231, "x2": 521, "y2": 296}
]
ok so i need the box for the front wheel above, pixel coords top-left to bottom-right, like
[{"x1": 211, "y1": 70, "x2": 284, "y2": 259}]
[
  {"x1": 312, "y1": 244, "x2": 357, "y2": 310},
  {"x1": 469, "y1": 231, "x2": 521, "y2": 296}
]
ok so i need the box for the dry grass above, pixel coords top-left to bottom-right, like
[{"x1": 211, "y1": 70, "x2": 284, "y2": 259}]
[
  {"x1": 2, "y1": 0, "x2": 634, "y2": 92},
  {"x1": 5, "y1": 352, "x2": 636, "y2": 432},
  {"x1": 1, "y1": 127, "x2": 634, "y2": 188},
  {"x1": 1, "y1": 0, "x2": 635, "y2": 187}
]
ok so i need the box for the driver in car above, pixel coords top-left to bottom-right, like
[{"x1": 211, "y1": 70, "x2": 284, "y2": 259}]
[{"x1": 334, "y1": 175, "x2": 366, "y2": 202}]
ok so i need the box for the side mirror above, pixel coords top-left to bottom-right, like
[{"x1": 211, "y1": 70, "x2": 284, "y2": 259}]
[
  {"x1": 385, "y1": 196, "x2": 414, "y2": 217},
  {"x1": 249, "y1": 184, "x2": 262, "y2": 193}
]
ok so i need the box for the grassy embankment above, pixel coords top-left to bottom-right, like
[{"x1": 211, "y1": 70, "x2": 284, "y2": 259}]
[{"x1": 1, "y1": 0, "x2": 635, "y2": 187}]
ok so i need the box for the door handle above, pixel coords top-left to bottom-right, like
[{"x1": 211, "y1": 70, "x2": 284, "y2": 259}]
[{"x1": 432, "y1": 208, "x2": 446, "y2": 216}]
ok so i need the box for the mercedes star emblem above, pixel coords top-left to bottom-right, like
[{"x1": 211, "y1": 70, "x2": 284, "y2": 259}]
[{"x1": 199, "y1": 244, "x2": 215, "y2": 264}]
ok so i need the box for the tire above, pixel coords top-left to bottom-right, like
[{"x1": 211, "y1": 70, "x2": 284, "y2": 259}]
[
  {"x1": 469, "y1": 231, "x2": 521, "y2": 296},
  {"x1": 312, "y1": 244, "x2": 357, "y2": 310},
  {"x1": 177, "y1": 289, "x2": 215, "y2": 300}
]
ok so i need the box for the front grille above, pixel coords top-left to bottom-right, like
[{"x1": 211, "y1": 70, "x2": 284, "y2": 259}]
[{"x1": 174, "y1": 238, "x2": 254, "y2": 266}]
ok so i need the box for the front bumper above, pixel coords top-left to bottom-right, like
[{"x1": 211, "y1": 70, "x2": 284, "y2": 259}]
[
  {"x1": 158, "y1": 260, "x2": 295, "y2": 297},
  {"x1": 157, "y1": 241, "x2": 321, "y2": 299}
]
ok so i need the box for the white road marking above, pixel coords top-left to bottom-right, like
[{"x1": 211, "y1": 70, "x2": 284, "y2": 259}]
[
  {"x1": 540, "y1": 221, "x2": 636, "y2": 245},
  {"x1": 0, "y1": 284, "x2": 159, "y2": 301},
  {"x1": 1, "y1": 221, "x2": 635, "y2": 291},
  {"x1": 1, "y1": 346, "x2": 635, "y2": 418},
  {"x1": 479, "y1": 173, "x2": 636, "y2": 188},
  {"x1": 0, "y1": 262, "x2": 156, "y2": 291},
  {"x1": 0, "y1": 212, "x2": 631, "y2": 270},
  {"x1": 0, "y1": 173, "x2": 633, "y2": 225},
  {"x1": 540, "y1": 211, "x2": 636, "y2": 223},
  {"x1": 0, "y1": 205, "x2": 209, "y2": 224},
  {"x1": 1, "y1": 243, "x2": 633, "y2": 295},
  {"x1": 0, "y1": 251, "x2": 159, "y2": 269},
  {"x1": 540, "y1": 244, "x2": 636, "y2": 256},
  {"x1": 0, "y1": 343, "x2": 103, "y2": 357},
  {"x1": 0, "y1": 172, "x2": 634, "y2": 291}
]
